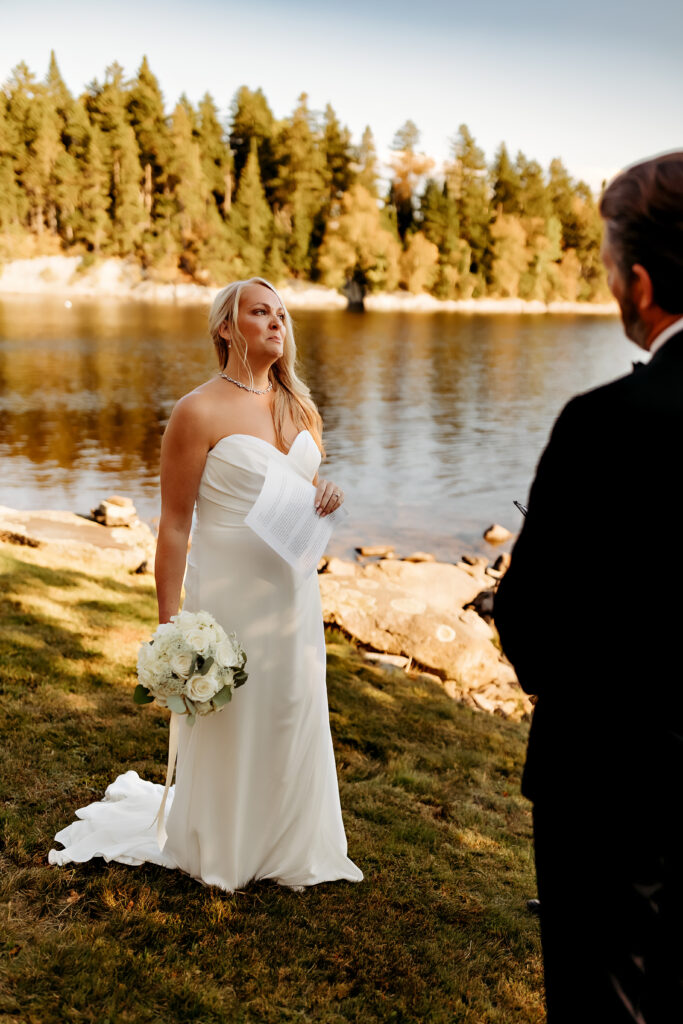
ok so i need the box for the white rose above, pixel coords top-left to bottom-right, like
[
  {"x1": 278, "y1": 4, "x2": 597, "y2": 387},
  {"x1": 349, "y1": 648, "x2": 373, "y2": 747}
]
[
  {"x1": 152, "y1": 621, "x2": 179, "y2": 644},
  {"x1": 169, "y1": 649, "x2": 195, "y2": 678},
  {"x1": 214, "y1": 637, "x2": 239, "y2": 669},
  {"x1": 137, "y1": 643, "x2": 164, "y2": 688},
  {"x1": 194, "y1": 611, "x2": 223, "y2": 643},
  {"x1": 154, "y1": 694, "x2": 169, "y2": 708},
  {"x1": 183, "y1": 627, "x2": 212, "y2": 657},
  {"x1": 186, "y1": 662, "x2": 223, "y2": 702},
  {"x1": 171, "y1": 611, "x2": 194, "y2": 631}
]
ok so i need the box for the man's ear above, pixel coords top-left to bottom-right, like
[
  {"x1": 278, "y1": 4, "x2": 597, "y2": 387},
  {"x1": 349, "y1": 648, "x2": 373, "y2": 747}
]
[{"x1": 631, "y1": 264, "x2": 654, "y2": 314}]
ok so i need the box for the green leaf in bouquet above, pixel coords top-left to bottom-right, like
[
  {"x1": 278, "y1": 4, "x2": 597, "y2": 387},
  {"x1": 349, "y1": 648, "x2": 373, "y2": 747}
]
[
  {"x1": 133, "y1": 684, "x2": 155, "y2": 705},
  {"x1": 212, "y1": 685, "x2": 233, "y2": 708},
  {"x1": 233, "y1": 669, "x2": 248, "y2": 688},
  {"x1": 198, "y1": 656, "x2": 214, "y2": 675},
  {"x1": 166, "y1": 695, "x2": 187, "y2": 714}
]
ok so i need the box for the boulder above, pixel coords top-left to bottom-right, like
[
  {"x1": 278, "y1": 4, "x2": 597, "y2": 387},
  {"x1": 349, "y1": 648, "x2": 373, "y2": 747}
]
[
  {"x1": 362, "y1": 558, "x2": 490, "y2": 615},
  {"x1": 403, "y1": 551, "x2": 436, "y2": 563},
  {"x1": 484, "y1": 523, "x2": 513, "y2": 544},
  {"x1": 493, "y1": 551, "x2": 512, "y2": 572},
  {"x1": 460, "y1": 554, "x2": 489, "y2": 568},
  {"x1": 0, "y1": 505, "x2": 155, "y2": 573},
  {"x1": 320, "y1": 570, "x2": 502, "y2": 687},
  {"x1": 318, "y1": 552, "x2": 532, "y2": 720},
  {"x1": 92, "y1": 495, "x2": 137, "y2": 527},
  {"x1": 363, "y1": 651, "x2": 410, "y2": 669},
  {"x1": 322, "y1": 557, "x2": 358, "y2": 576},
  {"x1": 356, "y1": 544, "x2": 395, "y2": 557}
]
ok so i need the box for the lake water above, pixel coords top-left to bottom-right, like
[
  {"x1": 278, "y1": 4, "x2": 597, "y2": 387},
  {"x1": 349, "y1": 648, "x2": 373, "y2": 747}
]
[{"x1": 0, "y1": 297, "x2": 635, "y2": 560}]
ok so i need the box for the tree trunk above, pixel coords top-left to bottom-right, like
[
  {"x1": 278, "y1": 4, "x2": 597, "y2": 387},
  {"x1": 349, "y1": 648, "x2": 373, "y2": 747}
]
[{"x1": 223, "y1": 169, "x2": 231, "y2": 215}]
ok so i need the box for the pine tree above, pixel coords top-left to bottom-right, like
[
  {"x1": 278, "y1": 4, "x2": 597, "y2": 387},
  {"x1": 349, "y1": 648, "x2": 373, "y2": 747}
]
[
  {"x1": 6, "y1": 62, "x2": 63, "y2": 236},
  {"x1": 84, "y1": 63, "x2": 145, "y2": 255},
  {"x1": 490, "y1": 142, "x2": 520, "y2": 213},
  {"x1": 126, "y1": 56, "x2": 171, "y2": 225},
  {"x1": 273, "y1": 93, "x2": 327, "y2": 277},
  {"x1": 230, "y1": 86, "x2": 276, "y2": 202},
  {"x1": 230, "y1": 137, "x2": 273, "y2": 278},
  {"x1": 197, "y1": 93, "x2": 231, "y2": 216},
  {"x1": 45, "y1": 51, "x2": 73, "y2": 125},
  {"x1": 109, "y1": 121, "x2": 144, "y2": 255},
  {"x1": 0, "y1": 93, "x2": 27, "y2": 231},
  {"x1": 167, "y1": 102, "x2": 210, "y2": 275},
  {"x1": 177, "y1": 93, "x2": 198, "y2": 133},
  {"x1": 388, "y1": 120, "x2": 434, "y2": 239},
  {"x1": 547, "y1": 159, "x2": 606, "y2": 299},
  {"x1": 356, "y1": 125, "x2": 379, "y2": 197},
  {"x1": 321, "y1": 104, "x2": 354, "y2": 200},
  {"x1": 447, "y1": 124, "x2": 490, "y2": 291},
  {"x1": 419, "y1": 179, "x2": 469, "y2": 299},
  {"x1": 516, "y1": 152, "x2": 550, "y2": 220},
  {"x1": 547, "y1": 158, "x2": 578, "y2": 248},
  {"x1": 72, "y1": 125, "x2": 110, "y2": 251}
]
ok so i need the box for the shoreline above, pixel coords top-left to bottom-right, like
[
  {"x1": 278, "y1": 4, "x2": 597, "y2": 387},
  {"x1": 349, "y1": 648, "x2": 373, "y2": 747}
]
[{"x1": 0, "y1": 255, "x2": 619, "y2": 316}]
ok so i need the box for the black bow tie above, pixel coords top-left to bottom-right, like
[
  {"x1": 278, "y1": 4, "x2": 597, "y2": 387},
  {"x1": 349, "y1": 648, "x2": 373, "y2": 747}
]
[{"x1": 632, "y1": 362, "x2": 645, "y2": 373}]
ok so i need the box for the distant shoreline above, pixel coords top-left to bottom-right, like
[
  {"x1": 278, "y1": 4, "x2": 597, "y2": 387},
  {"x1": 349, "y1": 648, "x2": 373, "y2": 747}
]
[{"x1": 0, "y1": 255, "x2": 619, "y2": 316}]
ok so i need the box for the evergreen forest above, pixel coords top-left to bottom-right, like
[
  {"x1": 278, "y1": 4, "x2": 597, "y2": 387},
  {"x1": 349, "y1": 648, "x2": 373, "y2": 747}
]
[{"x1": 0, "y1": 53, "x2": 610, "y2": 301}]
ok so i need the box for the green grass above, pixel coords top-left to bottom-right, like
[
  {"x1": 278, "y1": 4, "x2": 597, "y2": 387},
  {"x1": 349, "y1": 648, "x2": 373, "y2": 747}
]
[{"x1": 0, "y1": 544, "x2": 543, "y2": 1023}]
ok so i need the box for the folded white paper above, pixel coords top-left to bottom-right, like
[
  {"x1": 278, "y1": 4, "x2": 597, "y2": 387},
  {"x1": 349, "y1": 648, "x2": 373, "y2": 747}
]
[{"x1": 245, "y1": 460, "x2": 349, "y2": 577}]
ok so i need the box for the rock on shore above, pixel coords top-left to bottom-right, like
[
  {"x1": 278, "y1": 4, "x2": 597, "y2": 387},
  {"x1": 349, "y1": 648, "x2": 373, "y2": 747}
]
[
  {"x1": 320, "y1": 554, "x2": 530, "y2": 721},
  {"x1": 0, "y1": 502, "x2": 155, "y2": 573}
]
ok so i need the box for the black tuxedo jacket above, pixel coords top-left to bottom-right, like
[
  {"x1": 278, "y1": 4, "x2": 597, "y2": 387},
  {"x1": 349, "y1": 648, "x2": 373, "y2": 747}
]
[{"x1": 494, "y1": 328, "x2": 683, "y2": 808}]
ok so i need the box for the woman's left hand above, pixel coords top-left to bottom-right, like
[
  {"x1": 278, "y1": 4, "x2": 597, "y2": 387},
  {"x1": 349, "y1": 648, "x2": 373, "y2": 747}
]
[{"x1": 315, "y1": 478, "x2": 344, "y2": 517}]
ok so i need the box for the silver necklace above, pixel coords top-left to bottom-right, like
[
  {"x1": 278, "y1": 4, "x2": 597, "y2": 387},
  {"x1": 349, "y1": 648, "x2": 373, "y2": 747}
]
[{"x1": 220, "y1": 372, "x2": 273, "y2": 395}]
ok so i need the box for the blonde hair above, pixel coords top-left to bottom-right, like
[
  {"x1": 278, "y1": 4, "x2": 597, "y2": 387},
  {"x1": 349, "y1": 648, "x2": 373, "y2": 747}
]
[{"x1": 208, "y1": 277, "x2": 325, "y2": 455}]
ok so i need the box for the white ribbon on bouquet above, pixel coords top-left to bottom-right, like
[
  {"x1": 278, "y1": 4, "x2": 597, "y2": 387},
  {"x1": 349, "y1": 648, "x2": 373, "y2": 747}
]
[{"x1": 152, "y1": 712, "x2": 180, "y2": 849}]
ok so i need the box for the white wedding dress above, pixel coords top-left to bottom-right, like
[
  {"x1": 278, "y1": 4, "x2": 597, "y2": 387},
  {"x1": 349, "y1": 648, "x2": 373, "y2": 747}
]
[{"x1": 49, "y1": 430, "x2": 363, "y2": 891}]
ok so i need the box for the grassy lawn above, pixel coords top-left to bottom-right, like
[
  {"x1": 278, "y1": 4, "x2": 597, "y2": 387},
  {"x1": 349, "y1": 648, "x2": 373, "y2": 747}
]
[{"x1": 0, "y1": 543, "x2": 543, "y2": 1023}]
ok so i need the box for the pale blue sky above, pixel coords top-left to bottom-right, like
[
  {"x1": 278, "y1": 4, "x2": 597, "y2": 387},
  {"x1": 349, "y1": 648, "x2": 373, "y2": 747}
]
[{"x1": 1, "y1": 0, "x2": 681, "y2": 190}]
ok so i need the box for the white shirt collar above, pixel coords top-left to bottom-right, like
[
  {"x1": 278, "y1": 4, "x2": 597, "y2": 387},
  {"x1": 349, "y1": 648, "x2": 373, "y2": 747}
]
[{"x1": 649, "y1": 318, "x2": 683, "y2": 357}]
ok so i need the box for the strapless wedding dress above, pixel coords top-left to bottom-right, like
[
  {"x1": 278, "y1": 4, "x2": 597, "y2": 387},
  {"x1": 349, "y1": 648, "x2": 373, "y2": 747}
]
[{"x1": 49, "y1": 430, "x2": 363, "y2": 891}]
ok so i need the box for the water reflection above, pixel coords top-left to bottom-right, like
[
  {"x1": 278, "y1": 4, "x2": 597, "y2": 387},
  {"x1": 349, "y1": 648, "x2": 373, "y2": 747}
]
[{"x1": 0, "y1": 297, "x2": 632, "y2": 558}]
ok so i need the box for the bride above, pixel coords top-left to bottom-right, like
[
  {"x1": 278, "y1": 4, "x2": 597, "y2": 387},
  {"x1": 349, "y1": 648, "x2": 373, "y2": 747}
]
[{"x1": 49, "y1": 277, "x2": 363, "y2": 892}]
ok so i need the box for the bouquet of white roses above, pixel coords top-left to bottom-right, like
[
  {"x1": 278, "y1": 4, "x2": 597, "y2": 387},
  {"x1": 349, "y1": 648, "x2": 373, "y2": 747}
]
[{"x1": 134, "y1": 610, "x2": 247, "y2": 724}]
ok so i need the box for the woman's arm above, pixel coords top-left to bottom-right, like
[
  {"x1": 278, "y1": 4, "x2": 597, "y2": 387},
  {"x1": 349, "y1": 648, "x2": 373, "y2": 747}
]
[{"x1": 155, "y1": 396, "x2": 212, "y2": 623}]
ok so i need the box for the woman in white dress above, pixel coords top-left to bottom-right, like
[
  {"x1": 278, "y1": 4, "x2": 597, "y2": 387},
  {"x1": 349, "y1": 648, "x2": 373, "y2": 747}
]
[{"x1": 49, "y1": 277, "x2": 363, "y2": 892}]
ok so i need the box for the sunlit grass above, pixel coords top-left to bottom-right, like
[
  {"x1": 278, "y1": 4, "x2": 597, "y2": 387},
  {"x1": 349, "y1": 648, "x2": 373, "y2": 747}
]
[{"x1": 0, "y1": 543, "x2": 543, "y2": 1023}]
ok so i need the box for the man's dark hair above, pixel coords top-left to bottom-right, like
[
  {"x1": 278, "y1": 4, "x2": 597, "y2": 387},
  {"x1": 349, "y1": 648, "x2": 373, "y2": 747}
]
[{"x1": 600, "y1": 151, "x2": 683, "y2": 314}]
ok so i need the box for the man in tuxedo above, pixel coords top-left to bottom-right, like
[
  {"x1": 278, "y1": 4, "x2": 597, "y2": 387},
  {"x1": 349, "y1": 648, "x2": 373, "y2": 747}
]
[{"x1": 494, "y1": 152, "x2": 683, "y2": 1022}]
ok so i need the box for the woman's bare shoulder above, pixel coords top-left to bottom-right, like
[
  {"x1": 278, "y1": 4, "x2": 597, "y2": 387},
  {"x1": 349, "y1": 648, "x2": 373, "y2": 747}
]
[{"x1": 167, "y1": 378, "x2": 228, "y2": 436}]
